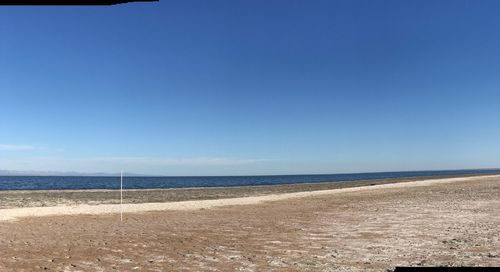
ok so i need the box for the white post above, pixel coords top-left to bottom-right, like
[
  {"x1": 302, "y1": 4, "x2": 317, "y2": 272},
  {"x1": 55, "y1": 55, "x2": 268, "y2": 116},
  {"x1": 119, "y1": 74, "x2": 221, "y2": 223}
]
[{"x1": 120, "y1": 170, "x2": 123, "y2": 222}]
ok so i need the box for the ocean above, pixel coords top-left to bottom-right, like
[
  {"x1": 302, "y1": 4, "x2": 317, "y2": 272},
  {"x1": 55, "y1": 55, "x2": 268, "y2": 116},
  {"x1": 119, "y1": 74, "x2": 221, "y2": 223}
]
[{"x1": 0, "y1": 169, "x2": 499, "y2": 190}]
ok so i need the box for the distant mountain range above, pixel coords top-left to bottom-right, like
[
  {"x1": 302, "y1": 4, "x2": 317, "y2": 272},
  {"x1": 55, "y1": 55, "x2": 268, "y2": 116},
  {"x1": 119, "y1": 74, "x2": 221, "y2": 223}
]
[{"x1": 0, "y1": 170, "x2": 142, "y2": 176}]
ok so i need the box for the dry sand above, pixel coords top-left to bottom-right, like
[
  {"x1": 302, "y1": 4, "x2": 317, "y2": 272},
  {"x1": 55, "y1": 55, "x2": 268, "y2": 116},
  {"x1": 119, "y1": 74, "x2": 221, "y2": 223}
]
[{"x1": 0, "y1": 174, "x2": 499, "y2": 271}]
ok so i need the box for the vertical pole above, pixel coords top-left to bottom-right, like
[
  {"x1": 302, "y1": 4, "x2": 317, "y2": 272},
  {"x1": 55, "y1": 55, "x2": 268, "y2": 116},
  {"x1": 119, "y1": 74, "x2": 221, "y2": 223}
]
[{"x1": 120, "y1": 170, "x2": 123, "y2": 222}]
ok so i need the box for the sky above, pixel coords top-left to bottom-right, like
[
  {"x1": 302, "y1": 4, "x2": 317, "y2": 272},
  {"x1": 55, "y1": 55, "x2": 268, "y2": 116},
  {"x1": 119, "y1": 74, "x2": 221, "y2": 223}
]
[{"x1": 1, "y1": 0, "x2": 500, "y2": 176}]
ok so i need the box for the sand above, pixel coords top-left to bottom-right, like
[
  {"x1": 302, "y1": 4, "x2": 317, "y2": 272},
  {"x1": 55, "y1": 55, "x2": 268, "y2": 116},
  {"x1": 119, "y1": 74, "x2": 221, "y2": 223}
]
[
  {"x1": 0, "y1": 174, "x2": 499, "y2": 271},
  {"x1": 0, "y1": 175, "x2": 497, "y2": 222}
]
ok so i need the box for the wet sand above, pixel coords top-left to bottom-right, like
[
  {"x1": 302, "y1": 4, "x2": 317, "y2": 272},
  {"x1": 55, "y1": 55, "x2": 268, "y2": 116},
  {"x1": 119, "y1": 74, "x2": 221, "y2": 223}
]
[{"x1": 0, "y1": 175, "x2": 499, "y2": 271}]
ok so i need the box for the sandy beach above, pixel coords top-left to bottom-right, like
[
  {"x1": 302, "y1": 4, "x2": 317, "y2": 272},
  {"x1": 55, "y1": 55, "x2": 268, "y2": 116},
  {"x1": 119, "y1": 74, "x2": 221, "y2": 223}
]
[
  {"x1": 0, "y1": 174, "x2": 499, "y2": 271},
  {"x1": 5, "y1": 1, "x2": 500, "y2": 271}
]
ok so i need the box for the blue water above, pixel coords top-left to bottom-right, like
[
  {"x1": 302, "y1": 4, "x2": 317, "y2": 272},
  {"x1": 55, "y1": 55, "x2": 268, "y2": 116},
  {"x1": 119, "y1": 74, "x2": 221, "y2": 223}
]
[{"x1": 0, "y1": 169, "x2": 499, "y2": 190}]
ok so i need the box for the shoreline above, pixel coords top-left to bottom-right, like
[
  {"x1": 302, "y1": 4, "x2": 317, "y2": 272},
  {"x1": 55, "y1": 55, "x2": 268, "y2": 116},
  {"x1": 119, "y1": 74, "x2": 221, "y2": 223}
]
[
  {"x1": 0, "y1": 172, "x2": 498, "y2": 210},
  {"x1": 1, "y1": 174, "x2": 498, "y2": 221}
]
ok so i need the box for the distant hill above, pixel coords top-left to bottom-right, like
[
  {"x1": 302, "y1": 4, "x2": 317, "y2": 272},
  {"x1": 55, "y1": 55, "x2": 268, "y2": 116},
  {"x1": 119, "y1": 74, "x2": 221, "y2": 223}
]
[{"x1": 0, "y1": 170, "x2": 142, "y2": 176}]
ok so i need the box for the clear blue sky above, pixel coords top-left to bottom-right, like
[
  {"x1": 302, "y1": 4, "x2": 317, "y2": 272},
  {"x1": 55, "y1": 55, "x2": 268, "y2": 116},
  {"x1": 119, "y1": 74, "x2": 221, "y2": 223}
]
[{"x1": 1, "y1": 0, "x2": 500, "y2": 175}]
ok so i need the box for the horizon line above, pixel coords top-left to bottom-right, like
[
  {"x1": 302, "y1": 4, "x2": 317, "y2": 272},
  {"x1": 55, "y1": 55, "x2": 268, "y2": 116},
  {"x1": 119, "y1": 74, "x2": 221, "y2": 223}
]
[{"x1": 1, "y1": 167, "x2": 500, "y2": 178}]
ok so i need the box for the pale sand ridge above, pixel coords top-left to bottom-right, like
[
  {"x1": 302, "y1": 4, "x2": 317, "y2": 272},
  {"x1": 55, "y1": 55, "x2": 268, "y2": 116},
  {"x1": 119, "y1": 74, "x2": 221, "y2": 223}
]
[{"x1": 1, "y1": 174, "x2": 498, "y2": 221}]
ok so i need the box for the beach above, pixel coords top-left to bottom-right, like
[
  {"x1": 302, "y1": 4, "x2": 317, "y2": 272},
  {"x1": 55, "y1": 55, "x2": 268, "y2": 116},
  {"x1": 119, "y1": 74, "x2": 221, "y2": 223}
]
[{"x1": 0, "y1": 174, "x2": 499, "y2": 271}]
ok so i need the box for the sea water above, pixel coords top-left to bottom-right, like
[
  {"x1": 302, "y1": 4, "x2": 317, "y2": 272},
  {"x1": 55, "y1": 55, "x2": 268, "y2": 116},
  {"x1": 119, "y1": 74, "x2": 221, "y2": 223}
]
[{"x1": 0, "y1": 169, "x2": 499, "y2": 190}]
